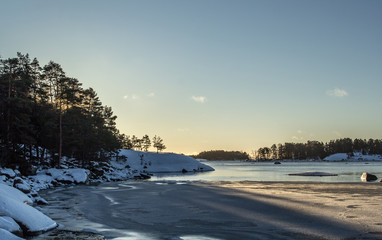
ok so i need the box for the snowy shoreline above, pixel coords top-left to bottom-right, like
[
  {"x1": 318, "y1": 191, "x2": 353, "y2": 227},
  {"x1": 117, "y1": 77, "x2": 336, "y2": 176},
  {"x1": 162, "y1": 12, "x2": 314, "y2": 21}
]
[{"x1": 0, "y1": 150, "x2": 214, "y2": 239}]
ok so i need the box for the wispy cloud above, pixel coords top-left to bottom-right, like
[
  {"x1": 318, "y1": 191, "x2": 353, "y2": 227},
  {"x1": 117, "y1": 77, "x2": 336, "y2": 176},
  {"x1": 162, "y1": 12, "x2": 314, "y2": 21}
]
[
  {"x1": 191, "y1": 96, "x2": 207, "y2": 103},
  {"x1": 326, "y1": 88, "x2": 348, "y2": 97},
  {"x1": 123, "y1": 92, "x2": 155, "y2": 101},
  {"x1": 122, "y1": 94, "x2": 139, "y2": 101}
]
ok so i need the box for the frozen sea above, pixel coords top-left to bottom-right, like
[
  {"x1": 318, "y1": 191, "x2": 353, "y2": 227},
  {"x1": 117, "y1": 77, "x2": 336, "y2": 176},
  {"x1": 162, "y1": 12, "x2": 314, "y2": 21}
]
[
  {"x1": 151, "y1": 160, "x2": 382, "y2": 182},
  {"x1": 36, "y1": 161, "x2": 382, "y2": 240}
]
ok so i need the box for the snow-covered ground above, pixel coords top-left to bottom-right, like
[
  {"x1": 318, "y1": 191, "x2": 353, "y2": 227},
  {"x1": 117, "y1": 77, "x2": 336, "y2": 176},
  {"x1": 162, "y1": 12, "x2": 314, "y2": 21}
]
[
  {"x1": 324, "y1": 152, "x2": 382, "y2": 161},
  {"x1": 0, "y1": 150, "x2": 214, "y2": 239},
  {"x1": 117, "y1": 150, "x2": 214, "y2": 173},
  {"x1": 0, "y1": 183, "x2": 57, "y2": 239}
]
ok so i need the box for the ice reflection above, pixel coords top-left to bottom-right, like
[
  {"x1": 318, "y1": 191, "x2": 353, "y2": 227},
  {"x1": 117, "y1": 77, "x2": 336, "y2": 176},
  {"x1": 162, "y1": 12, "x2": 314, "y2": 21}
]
[{"x1": 177, "y1": 236, "x2": 223, "y2": 240}]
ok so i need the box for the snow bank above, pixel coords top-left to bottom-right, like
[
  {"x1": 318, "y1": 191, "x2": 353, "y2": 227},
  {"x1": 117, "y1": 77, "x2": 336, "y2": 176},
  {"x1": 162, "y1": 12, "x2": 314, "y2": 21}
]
[
  {"x1": 324, "y1": 153, "x2": 382, "y2": 161},
  {"x1": 324, "y1": 153, "x2": 349, "y2": 161},
  {"x1": 0, "y1": 183, "x2": 57, "y2": 236},
  {"x1": 117, "y1": 150, "x2": 214, "y2": 173},
  {"x1": 0, "y1": 183, "x2": 32, "y2": 204},
  {"x1": 0, "y1": 228, "x2": 23, "y2": 240},
  {"x1": 0, "y1": 168, "x2": 16, "y2": 178},
  {"x1": 0, "y1": 216, "x2": 21, "y2": 233},
  {"x1": 28, "y1": 168, "x2": 90, "y2": 191},
  {"x1": 67, "y1": 168, "x2": 90, "y2": 183},
  {"x1": 46, "y1": 168, "x2": 90, "y2": 184}
]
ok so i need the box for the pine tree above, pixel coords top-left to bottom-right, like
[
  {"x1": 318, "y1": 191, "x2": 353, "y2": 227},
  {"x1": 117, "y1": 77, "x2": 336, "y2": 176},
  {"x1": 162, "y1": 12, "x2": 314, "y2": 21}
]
[
  {"x1": 153, "y1": 135, "x2": 166, "y2": 153},
  {"x1": 142, "y1": 135, "x2": 151, "y2": 152}
]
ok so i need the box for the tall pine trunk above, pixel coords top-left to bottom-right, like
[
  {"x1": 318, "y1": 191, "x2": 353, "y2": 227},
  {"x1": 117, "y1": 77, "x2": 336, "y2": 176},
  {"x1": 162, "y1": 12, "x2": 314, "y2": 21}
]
[{"x1": 58, "y1": 109, "x2": 62, "y2": 167}]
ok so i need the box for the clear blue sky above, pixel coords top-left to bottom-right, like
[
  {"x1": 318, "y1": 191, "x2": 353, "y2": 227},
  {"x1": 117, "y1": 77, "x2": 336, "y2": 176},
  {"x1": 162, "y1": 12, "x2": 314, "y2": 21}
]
[{"x1": 1, "y1": 0, "x2": 382, "y2": 154}]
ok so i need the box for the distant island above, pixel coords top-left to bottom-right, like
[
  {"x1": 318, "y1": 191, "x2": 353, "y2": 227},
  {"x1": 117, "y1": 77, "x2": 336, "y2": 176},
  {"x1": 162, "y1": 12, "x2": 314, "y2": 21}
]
[
  {"x1": 253, "y1": 138, "x2": 382, "y2": 161},
  {"x1": 193, "y1": 138, "x2": 382, "y2": 161},
  {"x1": 192, "y1": 150, "x2": 250, "y2": 161}
]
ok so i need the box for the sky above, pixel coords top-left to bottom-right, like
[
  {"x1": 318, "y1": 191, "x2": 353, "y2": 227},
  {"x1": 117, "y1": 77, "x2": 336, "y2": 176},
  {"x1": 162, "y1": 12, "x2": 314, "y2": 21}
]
[{"x1": 1, "y1": 0, "x2": 382, "y2": 155}]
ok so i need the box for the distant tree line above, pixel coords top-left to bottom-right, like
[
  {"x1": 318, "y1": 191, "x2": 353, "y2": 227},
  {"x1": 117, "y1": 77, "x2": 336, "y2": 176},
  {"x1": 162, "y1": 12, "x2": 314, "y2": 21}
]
[
  {"x1": 255, "y1": 138, "x2": 382, "y2": 160},
  {"x1": 119, "y1": 134, "x2": 166, "y2": 153},
  {"x1": 194, "y1": 150, "x2": 250, "y2": 160},
  {"x1": 0, "y1": 53, "x2": 166, "y2": 173}
]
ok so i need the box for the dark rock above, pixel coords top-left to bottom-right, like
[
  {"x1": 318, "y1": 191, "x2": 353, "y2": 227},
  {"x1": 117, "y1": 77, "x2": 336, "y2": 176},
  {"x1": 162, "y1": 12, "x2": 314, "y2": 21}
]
[
  {"x1": 13, "y1": 177, "x2": 24, "y2": 184},
  {"x1": 134, "y1": 173, "x2": 151, "y2": 180},
  {"x1": 0, "y1": 168, "x2": 16, "y2": 178},
  {"x1": 35, "y1": 197, "x2": 49, "y2": 205},
  {"x1": 361, "y1": 172, "x2": 378, "y2": 182},
  {"x1": 19, "y1": 165, "x2": 37, "y2": 176},
  {"x1": 274, "y1": 161, "x2": 281, "y2": 165},
  {"x1": 13, "y1": 177, "x2": 31, "y2": 194},
  {"x1": 56, "y1": 179, "x2": 73, "y2": 185},
  {"x1": 91, "y1": 168, "x2": 104, "y2": 178},
  {"x1": 35, "y1": 229, "x2": 105, "y2": 240},
  {"x1": 182, "y1": 168, "x2": 188, "y2": 173},
  {"x1": 51, "y1": 180, "x2": 58, "y2": 186}
]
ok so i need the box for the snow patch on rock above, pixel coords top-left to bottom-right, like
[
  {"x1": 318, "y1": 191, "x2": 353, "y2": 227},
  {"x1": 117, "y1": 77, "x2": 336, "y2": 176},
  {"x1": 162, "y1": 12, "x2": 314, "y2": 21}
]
[
  {"x1": 0, "y1": 228, "x2": 24, "y2": 240},
  {"x1": 0, "y1": 216, "x2": 21, "y2": 234},
  {"x1": 324, "y1": 153, "x2": 382, "y2": 161},
  {"x1": 0, "y1": 183, "x2": 57, "y2": 236},
  {"x1": 118, "y1": 150, "x2": 214, "y2": 173},
  {"x1": 0, "y1": 183, "x2": 32, "y2": 204}
]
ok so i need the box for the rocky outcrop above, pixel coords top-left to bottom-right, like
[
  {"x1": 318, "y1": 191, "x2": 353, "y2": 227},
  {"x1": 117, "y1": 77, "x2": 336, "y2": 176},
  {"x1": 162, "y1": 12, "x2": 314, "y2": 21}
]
[
  {"x1": 0, "y1": 216, "x2": 22, "y2": 236},
  {"x1": 13, "y1": 177, "x2": 32, "y2": 194},
  {"x1": 0, "y1": 183, "x2": 57, "y2": 238},
  {"x1": 361, "y1": 172, "x2": 378, "y2": 182}
]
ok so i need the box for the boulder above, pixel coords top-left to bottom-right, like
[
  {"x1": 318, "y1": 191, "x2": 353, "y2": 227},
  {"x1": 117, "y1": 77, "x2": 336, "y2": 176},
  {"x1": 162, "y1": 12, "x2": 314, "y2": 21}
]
[
  {"x1": 90, "y1": 168, "x2": 104, "y2": 178},
  {"x1": 14, "y1": 183, "x2": 31, "y2": 194},
  {"x1": 133, "y1": 173, "x2": 151, "y2": 180},
  {"x1": 0, "y1": 175, "x2": 7, "y2": 182},
  {"x1": 0, "y1": 194, "x2": 57, "y2": 235},
  {"x1": 0, "y1": 229, "x2": 23, "y2": 240},
  {"x1": 361, "y1": 172, "x2": 378, "y2": 182},
  {"x1": 0, "y1": 168, "x2": 16, "y2": 178},
  {"x1": 13, "y1": 177, "x2": 32, "y2": 194},
  {"x1": 66, "y1": 169, "x2": 89, "y2": 184},
  {"x1": 0, "y1": 216, "x2": 22, "y2": 235},
  {"x1": 0, "y1": 183, "x2": 32, "y2": 204}
]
